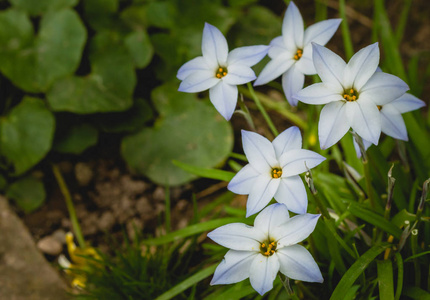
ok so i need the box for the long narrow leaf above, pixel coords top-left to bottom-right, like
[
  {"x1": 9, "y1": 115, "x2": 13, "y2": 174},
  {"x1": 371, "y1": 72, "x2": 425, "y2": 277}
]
[
  {"x1": 330, "y1": 243, "x2": 390, "y2": 300},
  {"x1": 348, "y1": 202, "x2": 402, "y2": 238},
  {"x1": 142, "y1": 217, "x2": 247, "y2": 245},
  {"x1": 155, "y1": 264, "x2": 217, "y2": 300},
  {"x1": 377, "y1": 260, "x2": 394, "y2": 300},
  {"x1": 395, "y1": 252, "x2": 404, "y2": 300},
  {"x1": 402, "y1": 286, "x2": 430, "y2": 300},
  {"x1": 173, "y1": 160, "x2": 235, "y2": 182}
]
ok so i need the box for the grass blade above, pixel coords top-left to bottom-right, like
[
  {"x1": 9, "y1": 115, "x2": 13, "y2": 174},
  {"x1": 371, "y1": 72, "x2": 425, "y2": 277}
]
[
  {"x1": 173, "y1": 160, "x2": 235, "y2": 182},
  {"x1": 377, "y1": 259, "x2": 394, "y2": 300},
  {"x1": 330, "y1": 243, "x2": 390, "y2": 300}
]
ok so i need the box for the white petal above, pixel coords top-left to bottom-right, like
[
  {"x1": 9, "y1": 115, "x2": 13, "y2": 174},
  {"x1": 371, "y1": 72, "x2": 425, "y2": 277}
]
[
  {"x1": 303, "y1": 18, "x2": 342, "y2": 46},
  {"x1": 279, "y1": 149, "x2": 326, "y2": 176},
  {"x1": 272, "y1": 126, "x2": 302, "y2": 159},
  {"x1": 178, "y1": 70, "x2": 219, "y2": 93},
  {"x1": 227, "y1": 45, "x2": 270, "y2": 67},
  {"x1": 277, "y1": 244, "x2": 323, "y2": 283},
  {"x1": 246, "y1": 175, "x2": 280, "y2": 217},
  {"x1": 352, "y1": 135, "x2": 372, "y2": 158},
  {"x1": 268, "y1": 36, "x2": 288, "y2": 58},
  {"x1": 202, "y1": 23, "x2": 228, "y2": 67},
  {"x1": 254, "y1": 54, "x2": 295, "y2": 86},
  {"x1": 274, "y1": 213, "x2": 320, "y2": 246},
  {"x1": 344, "y1": 43, "x2": 380, "y2": 90},
  {"x1": 209, "y1": 82, "x2": 238, "y2": 120},
  {"x1": 359, "y1": 72, "x2": 409, "y2": 105},
  {"x1": 294, "y1": 82, "x2": 343, "y2": 105},
  {"x1": 241, "y1": 130, "x2": 278, "y2": 172},
  {"x1": 282, "y1": 65, "x2": 305, "y2": 106},
  {"x1": 249, "y1": 254, "x2": 280, "y2": 296},
  {"x1": 388, "y1": 93, "x2": 426, "y2": 113},
  {"x1": 312, "y1": 43, "x2": 346, "y2": 90},
  {"x1": 211, "y1": 250, "x2": 257, "y2": 285},
  {"x1": 295, "y1": 46, "x2": 316, "y2": 75},
  {"x1": 254, "y1": 203, "x2": 290, "y2": 237},
  {"x1": 177, "y1": 56, "x2": 209, "y2": 80},
  {"x1": 274, "y1": 176, "x2": 307, "y2": 214},
  {"x1": 228, "y1": 164, "x2": 260, "y2": 194},
  {"x1": 207, "y1": 223, "x2": 262, "y2": 251},
  {"x1": 346, "y1": 99, "x2": 381, "y2": 145},
  {"x1": 223, "y1": 64, "x2": 256, "y2": 85},
  {"x1": 318, "y1": 101, "x2": 350, "y2": 149},
  {"x1": 380, "y1": 105, "x2": 408, "y2": 140},
  {"x1": 282, "y1": 1, "x2": 304, "y2": 49}
]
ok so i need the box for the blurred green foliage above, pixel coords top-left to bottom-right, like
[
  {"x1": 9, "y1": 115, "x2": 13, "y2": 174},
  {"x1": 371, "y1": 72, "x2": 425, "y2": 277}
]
[{"x1": 0, "y1": 0, "x2": 281, "y2": 210}]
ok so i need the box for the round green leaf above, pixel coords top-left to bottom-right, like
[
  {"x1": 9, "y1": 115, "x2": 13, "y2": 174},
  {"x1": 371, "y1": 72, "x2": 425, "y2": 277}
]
[
  {"x1": 124, "y1": 30, "x2": 153, "y2": 68},
  {"x1": 9, "y1": 0, "x2": 78, "y2": 15},
  {"x1": 0, "y1": 9, "x2": 86, "y2": 93},
  {"x1": 53, "y1": 123, "x2": 98, "y2": 154},
  {"x1": 47, "y1": 32, "x2": 136, "y2": 113},
  {"x1": 0, "y1": 97, "x2": 55, "y2": 175},
  {"x1": 6, "y1": 176, "x2": 46, "y2": 213},
  {"x1": 121, "y1": 83, "x2": 233, "y2": 186}
]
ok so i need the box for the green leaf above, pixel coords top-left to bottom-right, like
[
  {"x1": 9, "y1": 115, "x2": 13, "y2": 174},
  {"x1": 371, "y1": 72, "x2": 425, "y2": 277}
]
[
  {"x1": 145, "y1": 1, "x2": 177, "y2": 29},
  {"x1": 172, "y1": 160, "x2": 235, "y2": 182},
  {"x1": 377, "y1": 260, "x2": 395, "y2": 300},
  {"x1": 0, "y1": 9, "x2": 86, "y2": 93},
  {"x1": 121, "y1": 83, "x2": 233, "y2": 186},
  {"x1": 142, "y1": 217, "x2": 246, "y2": 246},
  {"x1": 330, "y1": 243, "x2": 391, "y2": 300},
  {"x1": 9, "y1": 0, "x2": 78, "y2": 15},
  {"x1": 124, "y1": 29, "x2": 153, "y2": 68},
  {"x1": 47, "y1": 31, "x2": 136, "y2": 114},
  {"x1": 53, "y1": 123, "x2": 98, "y2": 154},
  {"x1": 155, "y1": 264, "x2": 217, "y2": 300},
  {"x1": 348, "y1": 202, "x2": 403, "y2": 238},
  {"x1": 6, "y1": 176, "x2": 45, "y2": 213},
  {"x1": 84, "y1": 0, "x2": 119, "y2": 31},
  {"x1": 402, "y1": 286, "x2": 430, "y2": 300},
  {"x1": 0, "y1": 97, "x2": 55, "y2": 175}
]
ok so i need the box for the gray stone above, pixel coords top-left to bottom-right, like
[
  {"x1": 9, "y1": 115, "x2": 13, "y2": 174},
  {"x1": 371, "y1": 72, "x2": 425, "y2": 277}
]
[{"x1": 0, "y1": 196, "x2": 70, "y2": 299}]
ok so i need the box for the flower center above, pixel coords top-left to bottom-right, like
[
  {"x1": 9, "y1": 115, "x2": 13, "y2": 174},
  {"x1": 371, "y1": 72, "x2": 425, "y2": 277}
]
[
  {"x1": 293, "y1": 49, "x2": 303, "y2": 60},
  {"x1": 377, "y1": 105, "x2": 382, "y2": 111},
  {"x1": 271, "y1": 167, "x2": 282, "y2": 179},
  {"x1": 260, "y1": 240, "x2": 277, "y2": 256},
  {"x1": 215, "y1": 66, "x2": 228, "y2": 79},
  {"x1": 343, "y1": 88, "x2": 359, "y2": 102}
]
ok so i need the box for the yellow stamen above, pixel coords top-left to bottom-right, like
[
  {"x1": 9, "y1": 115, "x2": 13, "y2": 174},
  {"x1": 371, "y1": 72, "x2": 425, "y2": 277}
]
[
  {"x1": 293, "y1": 49, "x2": 303, "y2": 60},
  {"x1": 215, "y1": 66, "x2": 228, "y2": 79},
  {"x1": 377, "y1": 105, "x2": 382, "y2": 111},
  {"x1": 343, "y1": 88, "x2": 359, "y2": 102},
  {"x1": 271, "y1": 168, "x2": 282, "y2": 179},
  {"x1": 260, "y1": 239, "x2": 277, "y2": 256}
]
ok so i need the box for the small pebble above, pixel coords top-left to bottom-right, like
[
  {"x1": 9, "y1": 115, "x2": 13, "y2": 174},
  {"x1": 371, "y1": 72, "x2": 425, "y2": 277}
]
[{"x1": 37, "y1": 235, "x2": 63, "y2": 256}]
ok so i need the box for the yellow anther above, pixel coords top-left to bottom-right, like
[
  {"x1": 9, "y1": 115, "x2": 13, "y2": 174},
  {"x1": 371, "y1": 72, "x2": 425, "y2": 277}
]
[
  {"x1": 352, "y1": 95, "x2": 356, "y2": 101},
  {"x1": 343, "y1": 88, "x2": 358, "y2": 102},
  {"x1": 261, "y1": 243, "x2": 266, "y2": 248},
  {"x1": 293, "y1": 49, "x2": 303, "y2": 60},
  {"x1": 350, "y1": 88, "x2": 354, "y2": 94},
  {"x1": 271, "y1": 168, "x2": 282, "y2": 179},
  {"x1": 377, "y1": 105, "x2": 382, "y2": 111},
  {"x1": 215, "y1": 66, "x2": 228, "y2": 79}
]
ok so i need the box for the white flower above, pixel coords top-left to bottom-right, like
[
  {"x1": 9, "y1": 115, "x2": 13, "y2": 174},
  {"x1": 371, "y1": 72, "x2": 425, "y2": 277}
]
[
  {"x1": 254, "y1": 1, "x2": 341, "y2": 106},
  {"x1": 177, "y1": 23, "x2": 269, "y2": 120},
  {"x1": 228, "y1": 127, "x2": 325, "y2": 216},
  {"x1": 208, "y1": 203, "x2": 323, "y2": 296},
  {"x1": 294, "y1": 43, "x2": 410, "y2": 149},
  {"x1": 353, "y1": 92, "x2": 426, "y2": 157}
]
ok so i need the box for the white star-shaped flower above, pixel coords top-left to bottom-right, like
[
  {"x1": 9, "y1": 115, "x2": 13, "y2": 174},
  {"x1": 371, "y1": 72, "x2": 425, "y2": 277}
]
[
  {"x1": 294, "y1": 43, "x2": 410, "y2": 149},
  {"x1": 228, "y1": 127, "x2": 325, "y2": 217},
  {"x1": 353, "y1": 92, "x2": 426, "y2": 157},
  {"x1": 254, "y1": 1, "x2": 341, "y2": 106},
  {"x1": 208, "y1": 203, "x2": 323, "y2": 296},
  {"x1": 177, "y1": 23, "x2": 269, "y2": 120}
]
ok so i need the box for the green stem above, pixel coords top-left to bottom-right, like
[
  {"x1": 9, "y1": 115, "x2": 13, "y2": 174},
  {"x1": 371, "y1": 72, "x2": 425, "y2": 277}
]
[
  {"x1": 311, "y1": 191, "x2": 331, "y2": 220},
  {"x1": 239, "y1": 85, "x2": 307, "y2": 130},
  {"x1": 363, "y1": 159, "x2": 376, "y2": 210},
  {"x1": 339, "y1": 0, "x2": 354, "y2": 60},
  {"x1": 52, "y1": 164, "x2": 85, "y2": 249},
  {"x1": 246, "y1": 83, "x2": 279, "y2": 136}
]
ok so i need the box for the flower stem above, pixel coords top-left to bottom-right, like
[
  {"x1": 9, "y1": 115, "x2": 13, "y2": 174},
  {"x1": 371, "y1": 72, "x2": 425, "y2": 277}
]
[
  {"x1": 246, "y1": 83, "x2": 279, "y2": 136},
  {"x1": 363, "y1": 159, "x2": 376, "y2": 210},
  {"x1": 279, "y1": 274, "x2": 294, "y2": 296},
  {"x1": 339, "y1": 0, "x2": 354, "y2": 60},
  {"x1": 52, "y1": 164, "x2": 86, "y2": 249}
]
